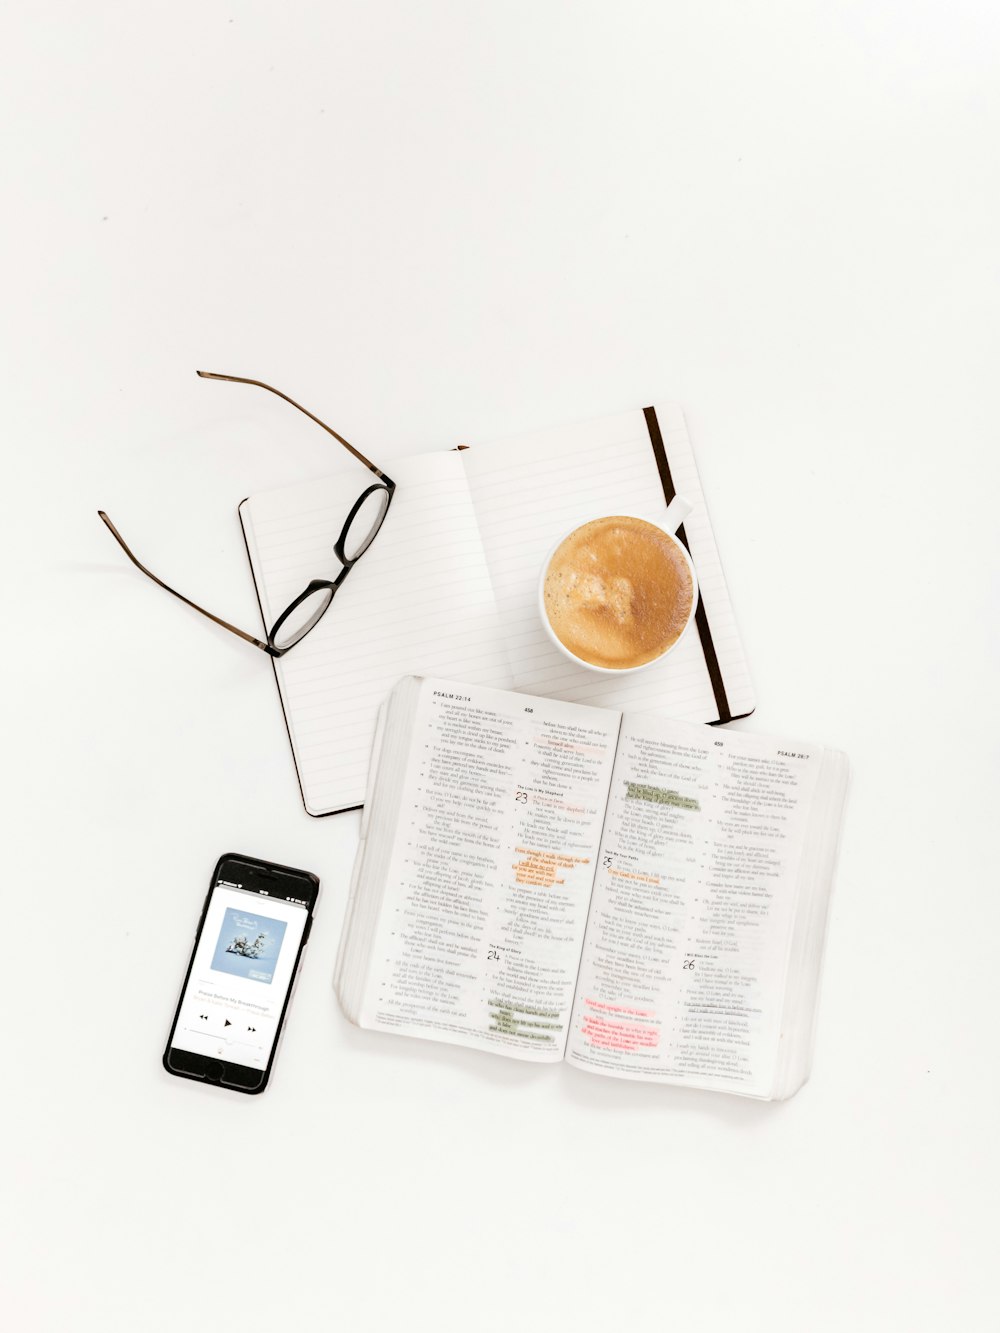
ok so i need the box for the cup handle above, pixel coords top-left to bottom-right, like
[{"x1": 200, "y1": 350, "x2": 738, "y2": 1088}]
[{"x1": 662, "y1": 493, "x2": 693, "y2": 535}]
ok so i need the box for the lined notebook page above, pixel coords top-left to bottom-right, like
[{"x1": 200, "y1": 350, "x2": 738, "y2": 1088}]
[
  {"x1": 459, "y1": 404, "x2": 755, "y2": 720},
  {"x1": 241, "y1": 451, "x2": 512, "y2": 815}
]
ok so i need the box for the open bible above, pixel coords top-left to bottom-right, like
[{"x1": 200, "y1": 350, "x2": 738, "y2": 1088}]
[{"x1": 336, "y1": 678, "x2": 848, "y2": 1100}]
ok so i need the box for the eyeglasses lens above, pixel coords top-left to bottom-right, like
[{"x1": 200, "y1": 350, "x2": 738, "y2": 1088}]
[
  {"x1": 342, "y1": 488, "x2": 390, "y2": 562},
  {"x1": 272, "y1": 586, "x2": 335, "y2": 650}
]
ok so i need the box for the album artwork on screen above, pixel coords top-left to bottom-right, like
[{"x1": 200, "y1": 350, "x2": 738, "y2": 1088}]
[{"x1": 211, "y1": 907, "x2": 287, "y2": 985}]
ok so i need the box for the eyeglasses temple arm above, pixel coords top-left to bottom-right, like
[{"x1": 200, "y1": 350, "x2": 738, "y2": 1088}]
[
  {"x1": 196, "y1": 370, "x2": 393, "y2": 485},
  {"x1": 97, "y1": 511, "x2": 274, "y2": 655}
]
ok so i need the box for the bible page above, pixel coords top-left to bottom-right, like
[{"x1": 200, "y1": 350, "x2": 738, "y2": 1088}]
[
  {"x1": 240, "y1": 451, "x2": 512, "y2": 815},
  {"x1": 566, "y1": 715, "x2": 823, "y2": 1097},
  {"x1": 357, "y1": 679, "x2": 621, "y2": 1060}
]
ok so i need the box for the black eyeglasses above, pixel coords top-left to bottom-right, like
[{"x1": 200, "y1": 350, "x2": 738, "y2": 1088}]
[{"x1": 99, "y1": 371, "x2": 396, "y2": 657}]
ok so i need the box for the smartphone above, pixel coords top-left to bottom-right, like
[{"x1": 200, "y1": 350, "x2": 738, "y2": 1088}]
[{"x1": 163, "y1": 853, "x2": 320, "y2": 1094}]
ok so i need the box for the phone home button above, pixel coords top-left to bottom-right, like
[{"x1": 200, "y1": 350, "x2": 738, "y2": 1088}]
[{"x1": 201, "y1": 1057, "x2": 225, "y2": 1082}]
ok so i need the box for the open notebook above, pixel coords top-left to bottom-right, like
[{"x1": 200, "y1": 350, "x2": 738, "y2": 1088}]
[{"x1": 240, "y1": 404, "x2": 755, "y2": 815}]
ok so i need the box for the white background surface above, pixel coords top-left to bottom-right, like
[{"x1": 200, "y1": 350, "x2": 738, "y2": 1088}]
[{"x1": 3, "y1": 4, "x2": 998, "y2": 1330}]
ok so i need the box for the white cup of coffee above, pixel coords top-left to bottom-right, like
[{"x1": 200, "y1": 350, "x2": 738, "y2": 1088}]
[{"x1": 537, "y1": 495, "x2": 698, "y2": 674}]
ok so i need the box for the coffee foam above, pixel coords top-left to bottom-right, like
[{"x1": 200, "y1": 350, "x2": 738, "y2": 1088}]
[{"x1": 542, "y1": 515, "x2": 694, "y2": 669}]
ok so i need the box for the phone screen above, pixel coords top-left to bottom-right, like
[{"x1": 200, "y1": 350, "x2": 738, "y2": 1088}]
[{"x1": 166, "y1": 860, "x2": 314, "y2": 1089}]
